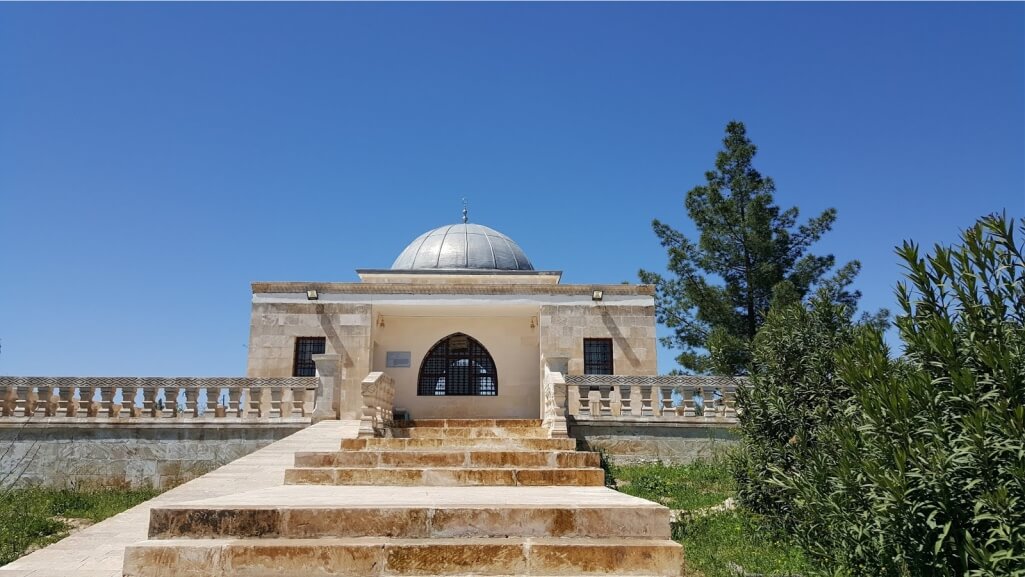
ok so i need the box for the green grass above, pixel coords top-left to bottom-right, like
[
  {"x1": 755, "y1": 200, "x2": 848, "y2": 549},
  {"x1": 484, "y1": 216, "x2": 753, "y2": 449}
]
[
  {"x1": 0, "y1": 486, "x2": 161, "y2": 566},
  {"x1": 614, "y1": 459, "x2": 734, "y2": 511},
  {"x1": 613, "y1": 459, "x2": 812, "y2": 577},
  {"x1": 676, "y1": 509, "x2": 811, "y2": 577}
]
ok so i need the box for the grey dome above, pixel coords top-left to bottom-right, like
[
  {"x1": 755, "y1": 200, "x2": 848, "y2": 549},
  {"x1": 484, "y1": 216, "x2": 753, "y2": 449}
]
[{"x1": 391, "y1": 223, "x2": 534, "y2": 271}]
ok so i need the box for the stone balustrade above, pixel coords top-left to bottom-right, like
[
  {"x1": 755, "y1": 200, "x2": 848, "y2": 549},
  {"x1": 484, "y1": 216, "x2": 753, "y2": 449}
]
[
  {"x1": 0, "y1": 376, "x2": 320, "y2": 422},
  {"x1": 564, "y1": 375, "x2": 744, "y2": 423},
  {"x1": 357, "y1": 372, "x2": 395, "y2": 438}
]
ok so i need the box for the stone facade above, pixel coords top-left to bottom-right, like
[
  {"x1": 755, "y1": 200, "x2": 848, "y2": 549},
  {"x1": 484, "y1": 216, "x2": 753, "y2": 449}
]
[
  {"x1": 246, "y1": 302, "x2": 372, "y2": 419},
  {"x1": 539, "y1": 304, "x2": 657, "y2": 376},
  {"x1": 246, "y1": 282, "x2": 658, "y2": 420}
]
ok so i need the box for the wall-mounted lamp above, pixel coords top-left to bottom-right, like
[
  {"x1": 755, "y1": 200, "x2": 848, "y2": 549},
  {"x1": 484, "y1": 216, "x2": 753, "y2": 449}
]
[
  {"x1": 377, "y1": 314, "x2": 385, "y2": 328},
  {"x1": 306, "y1": 289, "x2": 319, "y2": 300},
  {"x1": 591, "y1": 289, "x2": 604, "y2": 301},
  {"x1": 530, "y1": 316, "x2": 536, "y2": 329}
]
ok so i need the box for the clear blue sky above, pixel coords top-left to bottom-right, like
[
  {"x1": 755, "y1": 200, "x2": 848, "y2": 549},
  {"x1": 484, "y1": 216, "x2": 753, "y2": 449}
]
[{"x1": 1, "y1": 3, "x2": 1022, "y2": 377}]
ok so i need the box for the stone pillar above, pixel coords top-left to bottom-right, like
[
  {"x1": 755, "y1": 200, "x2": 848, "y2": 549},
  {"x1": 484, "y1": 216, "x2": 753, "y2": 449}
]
[{"x1": 311, "y1": 354, "x2": 341, "y2": 422}]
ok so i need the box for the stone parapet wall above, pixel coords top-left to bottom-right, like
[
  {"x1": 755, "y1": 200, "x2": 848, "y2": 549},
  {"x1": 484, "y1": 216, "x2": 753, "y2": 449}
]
[
  {"x1": 0, "y1": 422, "x2": 307, "y2": 489},
  {"x1": 569, "y1": 420, "x2": 738, "y2": 465}
]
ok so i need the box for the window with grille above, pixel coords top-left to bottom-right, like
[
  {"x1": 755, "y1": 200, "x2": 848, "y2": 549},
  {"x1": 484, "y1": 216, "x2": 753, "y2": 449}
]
[
  {"x1": 583, "y1": 338, "x2": 614, "y2": 375},
  {"x1": 417, "y1": 333, "x2": 498, "y2": 396},
  {"x1": 292, "y1": 337, "x2": 326, "y2": 377}
]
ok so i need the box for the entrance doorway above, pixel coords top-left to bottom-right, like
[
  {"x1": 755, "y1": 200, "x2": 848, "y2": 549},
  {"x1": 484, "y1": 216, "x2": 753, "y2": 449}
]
[{"x1": 417, "y1": 333, "x2": 498, "y2": 396}]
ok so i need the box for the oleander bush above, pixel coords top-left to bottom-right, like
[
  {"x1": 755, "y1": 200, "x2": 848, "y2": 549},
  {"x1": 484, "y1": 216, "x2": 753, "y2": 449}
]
[
  {"x1": 731, "y1": 288, "x2": 862, "y2": 530},
  {"x1": 781, "y1": 214, "x2": 1025, "y2": 576}
]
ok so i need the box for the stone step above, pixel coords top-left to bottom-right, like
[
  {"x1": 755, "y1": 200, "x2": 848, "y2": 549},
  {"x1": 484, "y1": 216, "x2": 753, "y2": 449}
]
[
  {"x1": 390, "y1": 427, "x2": 551, "y2": 439},
  {"x1": 145, "y1": 486, "x2": 669, "y2": 540},
  {"x1": 284, "y1": 466, "x2": 606, "y2": 486},
  {"x1": 393, "y1": 419, "x2": 544, "y2": 428},
  {"x1": 149, "y1": 504, "x2": 666, "y2": 540},
  {"x1": 342, "y1": 437, "x2": 578, "y2": 451},
  {"x1": 295, "y1": 449, "x2": 600, "y2": 469},
  {"x1": 124, "y1": 537, "x2": 683, "y2": 576}
]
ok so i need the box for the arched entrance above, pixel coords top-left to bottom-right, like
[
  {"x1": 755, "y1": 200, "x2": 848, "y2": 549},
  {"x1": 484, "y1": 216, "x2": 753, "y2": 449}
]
[{"x1": 417, "y1": 333, "x2": 498, "y2": 396}]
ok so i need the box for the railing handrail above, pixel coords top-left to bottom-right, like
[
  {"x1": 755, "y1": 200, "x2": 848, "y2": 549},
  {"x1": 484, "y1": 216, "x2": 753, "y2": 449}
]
[
  {"x1": 563, "y1": 374, "x2": 746, "y2": 387},
  {"x1": 1, "y1": 375, "x2": 320, "y2": 421},
  {"x1": 0, "y1": 376, "x2": 318, "y2": 389},
  {"x1": 563, "y1": 373, "x2": 742, "y2": 423}
]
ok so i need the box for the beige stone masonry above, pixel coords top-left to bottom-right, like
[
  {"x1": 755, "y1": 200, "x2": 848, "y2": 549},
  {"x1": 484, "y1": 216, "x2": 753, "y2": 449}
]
[{"x1": 115, "y1": 419, "x2": 684, "y2": 576}]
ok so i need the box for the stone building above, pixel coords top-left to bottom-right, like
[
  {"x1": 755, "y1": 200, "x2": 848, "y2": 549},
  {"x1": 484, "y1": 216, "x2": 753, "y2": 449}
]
[{"x1": 246, "y1": 220, "x2": 658, "y2": 420}]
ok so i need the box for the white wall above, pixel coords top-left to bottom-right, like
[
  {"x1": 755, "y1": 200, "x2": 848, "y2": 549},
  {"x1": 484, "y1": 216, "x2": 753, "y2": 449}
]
[{"x1": 371, "y1": 313, "x2": 540, "y2": 419}]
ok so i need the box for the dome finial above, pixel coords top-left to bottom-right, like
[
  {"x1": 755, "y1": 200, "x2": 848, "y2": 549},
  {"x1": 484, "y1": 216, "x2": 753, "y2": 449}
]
[{"x1": 461, "y1": 198, "x2": 469, "y2": 224}]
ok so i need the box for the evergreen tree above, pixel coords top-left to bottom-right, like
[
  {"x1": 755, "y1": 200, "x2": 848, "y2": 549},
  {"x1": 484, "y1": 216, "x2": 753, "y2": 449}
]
[{"x1": 640, "y1": 121, "x2": 858, "y2": 374}]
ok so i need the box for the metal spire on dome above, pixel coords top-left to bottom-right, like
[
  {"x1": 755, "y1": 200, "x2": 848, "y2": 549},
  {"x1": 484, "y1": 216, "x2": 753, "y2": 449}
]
[{"x1": 461, "y1": 198, "x2": 469, "y2": 223}]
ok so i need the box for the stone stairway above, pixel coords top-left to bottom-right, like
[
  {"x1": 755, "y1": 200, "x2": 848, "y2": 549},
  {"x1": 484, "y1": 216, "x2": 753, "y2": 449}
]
[{"x1": 123, "y1": 419, "x2": 684, "y2": 576}]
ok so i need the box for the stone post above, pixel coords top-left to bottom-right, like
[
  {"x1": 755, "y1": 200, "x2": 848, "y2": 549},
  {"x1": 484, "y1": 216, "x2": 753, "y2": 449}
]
[
  {"x1": 549, "y1": 374, "x2": 569, "y2": 438},
  {"x1": 311, "y1": 354, "x2": 341, "y2": 422}
]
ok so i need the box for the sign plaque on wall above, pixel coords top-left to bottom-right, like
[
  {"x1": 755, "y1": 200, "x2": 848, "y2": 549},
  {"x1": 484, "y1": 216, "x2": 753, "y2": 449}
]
[{"x1": 386, "y1": 351, "x2": 412, "y2": 368}]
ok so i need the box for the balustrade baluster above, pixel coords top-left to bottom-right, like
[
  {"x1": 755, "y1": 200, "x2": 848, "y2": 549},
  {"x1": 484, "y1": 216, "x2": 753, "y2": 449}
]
[
  {"x1": 44, "y1": 385, "x2": 59, "y2": 417},
  {"x1": 148, "y1": 387, "x2": 162, "y2": 417},
  {"x1": 108, "y1": 387, "x2": 122, "y2": 418},
  {"x1": 723, "y1": 388, "x2": 737, "y2": 418},
  {"x1": 182, "y1": 388, "x2": 197, "y2": 418},
  {"x1": 297, "y1": 386, "x2": 311, "y2": 416},
  {"x1": 701, "y1": 387, "x2": 715, "y2": 419},
  {"x1": 258, "y1": 388, "x2": 272, "y2": 418},
  {"x1": 609, "y1": 385, "x2": 622, "y2": 416},
  {"x1": 123, "y1": 386, "x2": 136, "y2": 417},
  {"x1": 58, "y1": 386, "x2": 74, "y2": 417},
  {"x1": 567, "y1": 385, "x2": 581, "y2": 416},
  {"x1": 629, "y1": 385, "x2": 643, "y2": 416},
  {"x1": 81, "y1": 384, "x2": 95, "y2": 417},
  {"x1": 239, "y1": 388, "x2": 252, "y2": 418},
  {"x1": 681, "y1": 387, "x2": 696, "y2": 418},
  {"x1": 163, "y1": 387, "x2": 176, "y2": 417},
  {"x1": 648, "y1": 385, "x2": 662, "y2": 417},
  {"x1": 226, "y1": 388, "x2": 241, "y2": 418},
  {"x1": 66, "y1": 387, "x2": 80, "y2": 417},
  {"x1": 24, "y1": 386, "x2": 38, "y2": 417},
  {"x1": 586, "y1": 388, "x2": 602, "y2": 417},
  {"x1": 299, "y1": 383, "x2": 313, "y2": 416},
  {"x1": 203, "y1": 387, "x2": 217, "y2": 417},
  {"x1": 2, "y1": 385, "x2": 17, "y2": 417},
  {"x1": 280, "y1": 387, "x2": 294, "y2": 418}
]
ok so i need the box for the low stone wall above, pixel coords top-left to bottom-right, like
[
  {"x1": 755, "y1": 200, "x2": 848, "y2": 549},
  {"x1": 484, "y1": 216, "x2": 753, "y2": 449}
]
[
  {"x1": 0, "y1": 421, "x2": 309, "y2": 489},
  {"x1": 569, "y1": 419, "x2": 738, "y2": 464}
]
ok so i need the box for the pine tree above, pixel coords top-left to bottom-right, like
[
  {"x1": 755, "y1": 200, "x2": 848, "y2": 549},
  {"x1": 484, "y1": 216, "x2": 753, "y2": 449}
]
[{"x1": 640, "y1": 121, "x2": 859, "y2": 374}]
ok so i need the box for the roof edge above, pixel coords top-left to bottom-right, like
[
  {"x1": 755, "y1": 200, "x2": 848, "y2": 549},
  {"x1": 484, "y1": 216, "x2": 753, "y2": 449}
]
[
  {"x1": 357, "y1": 269, "x2": 562, "y2": 276},
  {"x1": 251, "y1": 281, "x2": 655, "y2": 296}
]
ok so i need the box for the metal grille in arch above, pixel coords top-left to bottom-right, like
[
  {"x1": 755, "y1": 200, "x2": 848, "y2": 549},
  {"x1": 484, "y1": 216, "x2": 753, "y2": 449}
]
[{"x1": 417, "y1": 333, "x2": 498, "y2": 396}]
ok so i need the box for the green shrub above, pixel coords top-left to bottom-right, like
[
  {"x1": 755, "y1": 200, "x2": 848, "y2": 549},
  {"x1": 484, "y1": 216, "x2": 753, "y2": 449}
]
[
  {"x1": 784, "y1": 214, "x2": 1025, "y2": 576},
  {"x1": 732, "y1": 265, "x2": 871, "y2": 529}
]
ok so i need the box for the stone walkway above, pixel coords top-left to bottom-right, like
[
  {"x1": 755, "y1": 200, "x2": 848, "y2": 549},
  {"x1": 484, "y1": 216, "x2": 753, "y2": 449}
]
[{"x1": 0, "y1": 420, "x2": 359, "y2": 577}]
